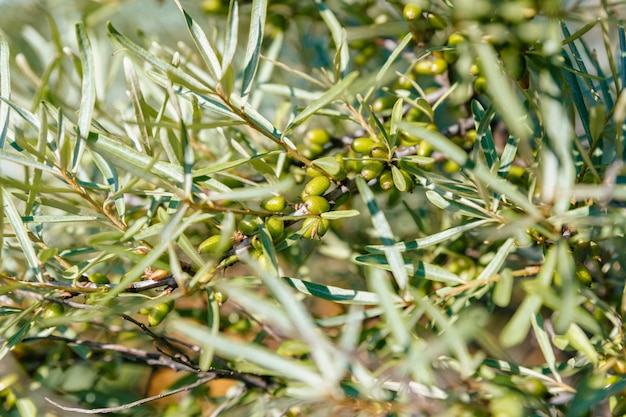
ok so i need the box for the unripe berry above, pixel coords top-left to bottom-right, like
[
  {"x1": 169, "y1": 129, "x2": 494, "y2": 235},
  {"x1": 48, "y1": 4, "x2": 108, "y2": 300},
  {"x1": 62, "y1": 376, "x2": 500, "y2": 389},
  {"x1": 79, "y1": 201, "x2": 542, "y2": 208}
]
[
  {"x1": 265, "y1": 217, "x2": 284, "y2": 241},
  {"x1": 426, "y1": 12, "x2": 447, "y2": 30},
  {"x1": 305, "y1": 129, "x2": 330, "y2": 146},
  {"x1": 403, "y1": 4, "x2": 422, "y2": 21},
  {"x1": 148, "y1": 300, "x2": 174, "y2": 326},
  {"x1": 238, "y1": 215, "x2": 259, "y2": 235},
  {"x1": 303, "y1": 176, "x2": 331, "y2": 198},
  {"x1": 261, "y1": 195, "x2": 286, "y2": 212},
  {"x1": 89, "y1": 273, "x2": 109, "y2": 285},
  {"x1": 430, "y1": 58, "x2": 448, "y2": 75},
  {"x1": 370, "y1": 146, "x2": 389, "y2": 159},
  {"x1": 300, "y1": 217, "x2": 330, "y2": 239},
  {"x1": 473, "y1": 76, "x2": 487, "y2": 94},
  {"x1": 303, "y1": 195, "x2": 330, "y2": 215},
  {"x1": 379, "y1": 170, "x2": 394, "y2": 190},
  {"x1": 42, "y1": 303, "x2": 64, "y2": 320},
  {"x1": 447, "y1": 32, "x2": 465, "y2": 46},
  {"x1": 198, "y1": 235, "x2": 224, "y2": 253},
  {"x1": 351, "y1": 137, "x2": 376, "y2": 154},
  {"x1": 414, "y1": 60, "x2": 434, "y2": 75},
  {"x1": 443, "y1": 159, "x2": 461, "y2": 174},
  {"x1": 372, "y1": 96, "x2": 395, "y2": 112},
  {"x1": 361, "y1": 160, "x2": 385, "y2": 181}
]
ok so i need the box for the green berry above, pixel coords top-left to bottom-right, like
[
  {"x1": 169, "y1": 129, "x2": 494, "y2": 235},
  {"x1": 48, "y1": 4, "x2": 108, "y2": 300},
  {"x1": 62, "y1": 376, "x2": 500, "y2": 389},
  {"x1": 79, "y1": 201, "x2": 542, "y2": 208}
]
[
  {"x1": 265, "y1": 217, "x2": 284, "y2": 241},
  {"x1": 443, "y1": 159, "x2": 461, "y2": 174},
  {"x1": 448, "y1": 32, "x2": 465, "y2": 46},
  {"x1": 239, "y1": 215, "x2": 259, "y2": 235},
  {"x1": 351, "y1": 137, "x2": 376, "y2": 154},
  {"x1": 417, "y1": 140, "x2": 433, "y2": 156},
  {"x1": 300, "y1": 217, "x2": 330, "y2": 239},
  {"x1": 88, "y1": 273, "x2": 109, "y2": 285},
  {"x1": 426, "y1": 12, "x2": 447, "y2": 30},
  {"x1": 305, "y1": 166, "x2": 324, "y2": 178},
  {"x1": 305, "y1": 129, "x2": 331, "y2": 146},
  {"x1": 379, "y1": 170, "x2": 394, "y2": 190},
  {"x1": 575, "y1": 265, "x2": 592, "y2": 287},
  {"x1": 301, "y1": 143, "x2": 324, "y2": 159},
  {"x1": 303, "y1": 195, "x2": 330, "y2": 215},
  {"x1": 430, "y1": 58, "x2": 448, "y2": 75},
  {"x1": 370, "y1": 146, "x2": 389, "y2": 159},
  {"x1": 251, "y1": 235, "x2": 263, "y2": 251},
  {"x1": 201, "y1": 0, "x2": 223, "y2": 13},
  {"x1": 403, "y1": 4, "x2": 422, "y2": 21},
  {"x1": 372, "y1": 96, "x2": 395, "y2": 112},
  {"x1": 473, "y1": 76, "x2": 487, "y2": 94},
  {"x1": 261, "y1": 195, "x2": 286, "y2": 212},
  {"x1": 42, "y1": 303, "x2": 64, "y2": 320},
  {"x1": 303, "y1": 176, "x2": 331, "y2": 198},
  {"x1": 361, "y1": 160, "x2": 385, "y2": 181},
  {"x1": 148, "y1": 300, "x2": 174, "y2": 326},
  {"x1": 414, "y1": 60, "x2": 434, "y2": 75},
  {"x1": 470, "y1": 60, "x2": 482, "y2": 76},
  {"x1": 199, "y1": 235, "x2": 231, "y2": 254}
]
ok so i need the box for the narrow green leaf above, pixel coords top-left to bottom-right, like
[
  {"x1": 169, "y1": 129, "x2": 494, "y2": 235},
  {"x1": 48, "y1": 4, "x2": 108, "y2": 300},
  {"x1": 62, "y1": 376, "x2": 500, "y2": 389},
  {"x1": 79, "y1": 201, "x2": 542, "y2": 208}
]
[
  {"x1": 314, "y1": 0, "x2": 349, "y2": 77},
  {"x1": 367, "y1": 266, "x2": 410, "y2": 349},
  {"x1": 363, "y1": 33, "x2": 413, "y2": 103},
  {"x1": 123, "y1": 57, "x2": 151, "y2": 153},
  {"x1": 86, "y1": 133, "x2": 184, "y2": 184},
  {"x1": 564, "y1": 323, "x2": 598, "y2": 365},
  {"x1": 356, "y1": 176, "x2": 409, "y2": 292},
  {"x1": 221, "y1": 0, "x2": 239, "y2": 73},
  {"x1": 400, "y1": 121, "x2": 542, "y2": 218},
  {"x1": 475, "y1": 237, "x2": 515, "y2": 281},
  {"x1": 89, "y1": 149, "x2": 124, "y2": 219},
  {"x1": 238, "y1": 245, "x2": 340, "y2": 384},
  {"x1": 473, "y1": 41, "x2": 530, "y2": 141},
  {"x1": 221, "y1": 281, "x2": 297, "y2": 335},
  {"x1": 355, "y1": 254, "x2": 464, "y2": 285},
  {"x1": 0, "y1": 98, "x2": 54, "y2": 146},
  {"x1": 107, "y1": 22, "x2": 213, "y2": 93},
  {"x1": 425, "y1": 190, "x2": 490, "y2": 219},
  {"x1": 284, "y1": 277, "x2": 380, "y2": 305},
  {"x1": 552, "y1": 240, "x2": 577, "y2": 334},
  {"x1": 0, "y1": 34, "x2": 10, "y2": 149},
  {"x1": 19, "y1": 215, "x2": 101, "y2": 223},
  {"x1": 285, "y1": 71, "x2": 359, "y2": 134},
  {"x1": 200, "y1": 178, "x2": 292, "y2": 201},
  {"x1": 73, "y1": 22, "x2": 96, "y2": 173},
  {"x1": 367, "y1": 219, "x2": 493, "y2": 252},
  {"x1": 173, "y1": 0, "x2": 222, "y2": 81},
  {"x1": 497, "y1": 134, "x2": 518, "y2": 178},
  {"x1": 530, "y1": 313, "x2": 561, "y2": 382},
  {"x1": 171, "y1": 319, "x2": 326, "y2": 387},
  {"x1": 200, "y1": 290, "x2": 220, "y2": 371},
  {"x1": 493, "y1": 268, "x2": 513, "y2": 307},
  {"x1": 320, "y1": 209, "x2": 359, "y2": 219},
  {"x1": 1, "y1": 187, "x2": 43, "y2": 282},
  {"x1": 180, "y1": 121, "x2": 194, "y2": 199},
  {"x1": 241, "y1": 0, "x2": 267, "y2": 105},
  {"x1": 500, "y1": 294, "x2": 543, "y2": 348},
  {"x1": 471, "y1": 101, "x2": 497, "y2": 169},
  {"x1": 312, "y1": 156, "x2": 341, "y2": 176},
  {"x1": 0, "y1": 150, "x2": 57, "y2": 175},
  {"x1": 500, "y1": 246, "x2": 557, "y2": 347}
]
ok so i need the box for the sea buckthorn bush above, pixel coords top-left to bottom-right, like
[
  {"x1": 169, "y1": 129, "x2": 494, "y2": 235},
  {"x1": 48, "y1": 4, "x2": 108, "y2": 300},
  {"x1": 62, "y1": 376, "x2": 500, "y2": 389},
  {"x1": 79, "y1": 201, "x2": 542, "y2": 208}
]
[{"x1": 1, "y1": 0, "x2": 626, "y2": 415}]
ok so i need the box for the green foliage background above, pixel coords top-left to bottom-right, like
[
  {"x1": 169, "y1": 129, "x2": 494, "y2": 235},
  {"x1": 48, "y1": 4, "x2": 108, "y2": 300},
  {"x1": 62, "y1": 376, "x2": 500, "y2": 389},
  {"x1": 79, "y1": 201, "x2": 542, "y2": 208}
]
[{"x1": 1, "y1": 0, "x2": 626, "y2": 415}]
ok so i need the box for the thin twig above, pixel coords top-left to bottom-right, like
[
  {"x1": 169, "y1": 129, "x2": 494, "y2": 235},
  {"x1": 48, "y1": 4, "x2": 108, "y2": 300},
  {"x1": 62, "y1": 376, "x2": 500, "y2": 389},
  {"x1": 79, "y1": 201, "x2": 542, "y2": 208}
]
[{"x1": 44, "y1": 375, "x2": 216, "y2": 414}]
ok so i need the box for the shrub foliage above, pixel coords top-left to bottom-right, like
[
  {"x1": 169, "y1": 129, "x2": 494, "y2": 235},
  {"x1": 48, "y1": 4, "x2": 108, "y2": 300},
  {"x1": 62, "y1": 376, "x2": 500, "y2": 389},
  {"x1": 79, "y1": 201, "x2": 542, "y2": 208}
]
[{"x1": 1, "y1": 0, "x2": 626, "y2": 415}]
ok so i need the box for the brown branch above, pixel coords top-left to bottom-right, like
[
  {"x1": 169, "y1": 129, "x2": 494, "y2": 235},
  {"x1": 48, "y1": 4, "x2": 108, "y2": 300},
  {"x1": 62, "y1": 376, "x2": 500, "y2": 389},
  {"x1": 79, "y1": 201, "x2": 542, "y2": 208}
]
[{"x1": 44, "y1": 375, "x2": 216, "y2": 414}]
